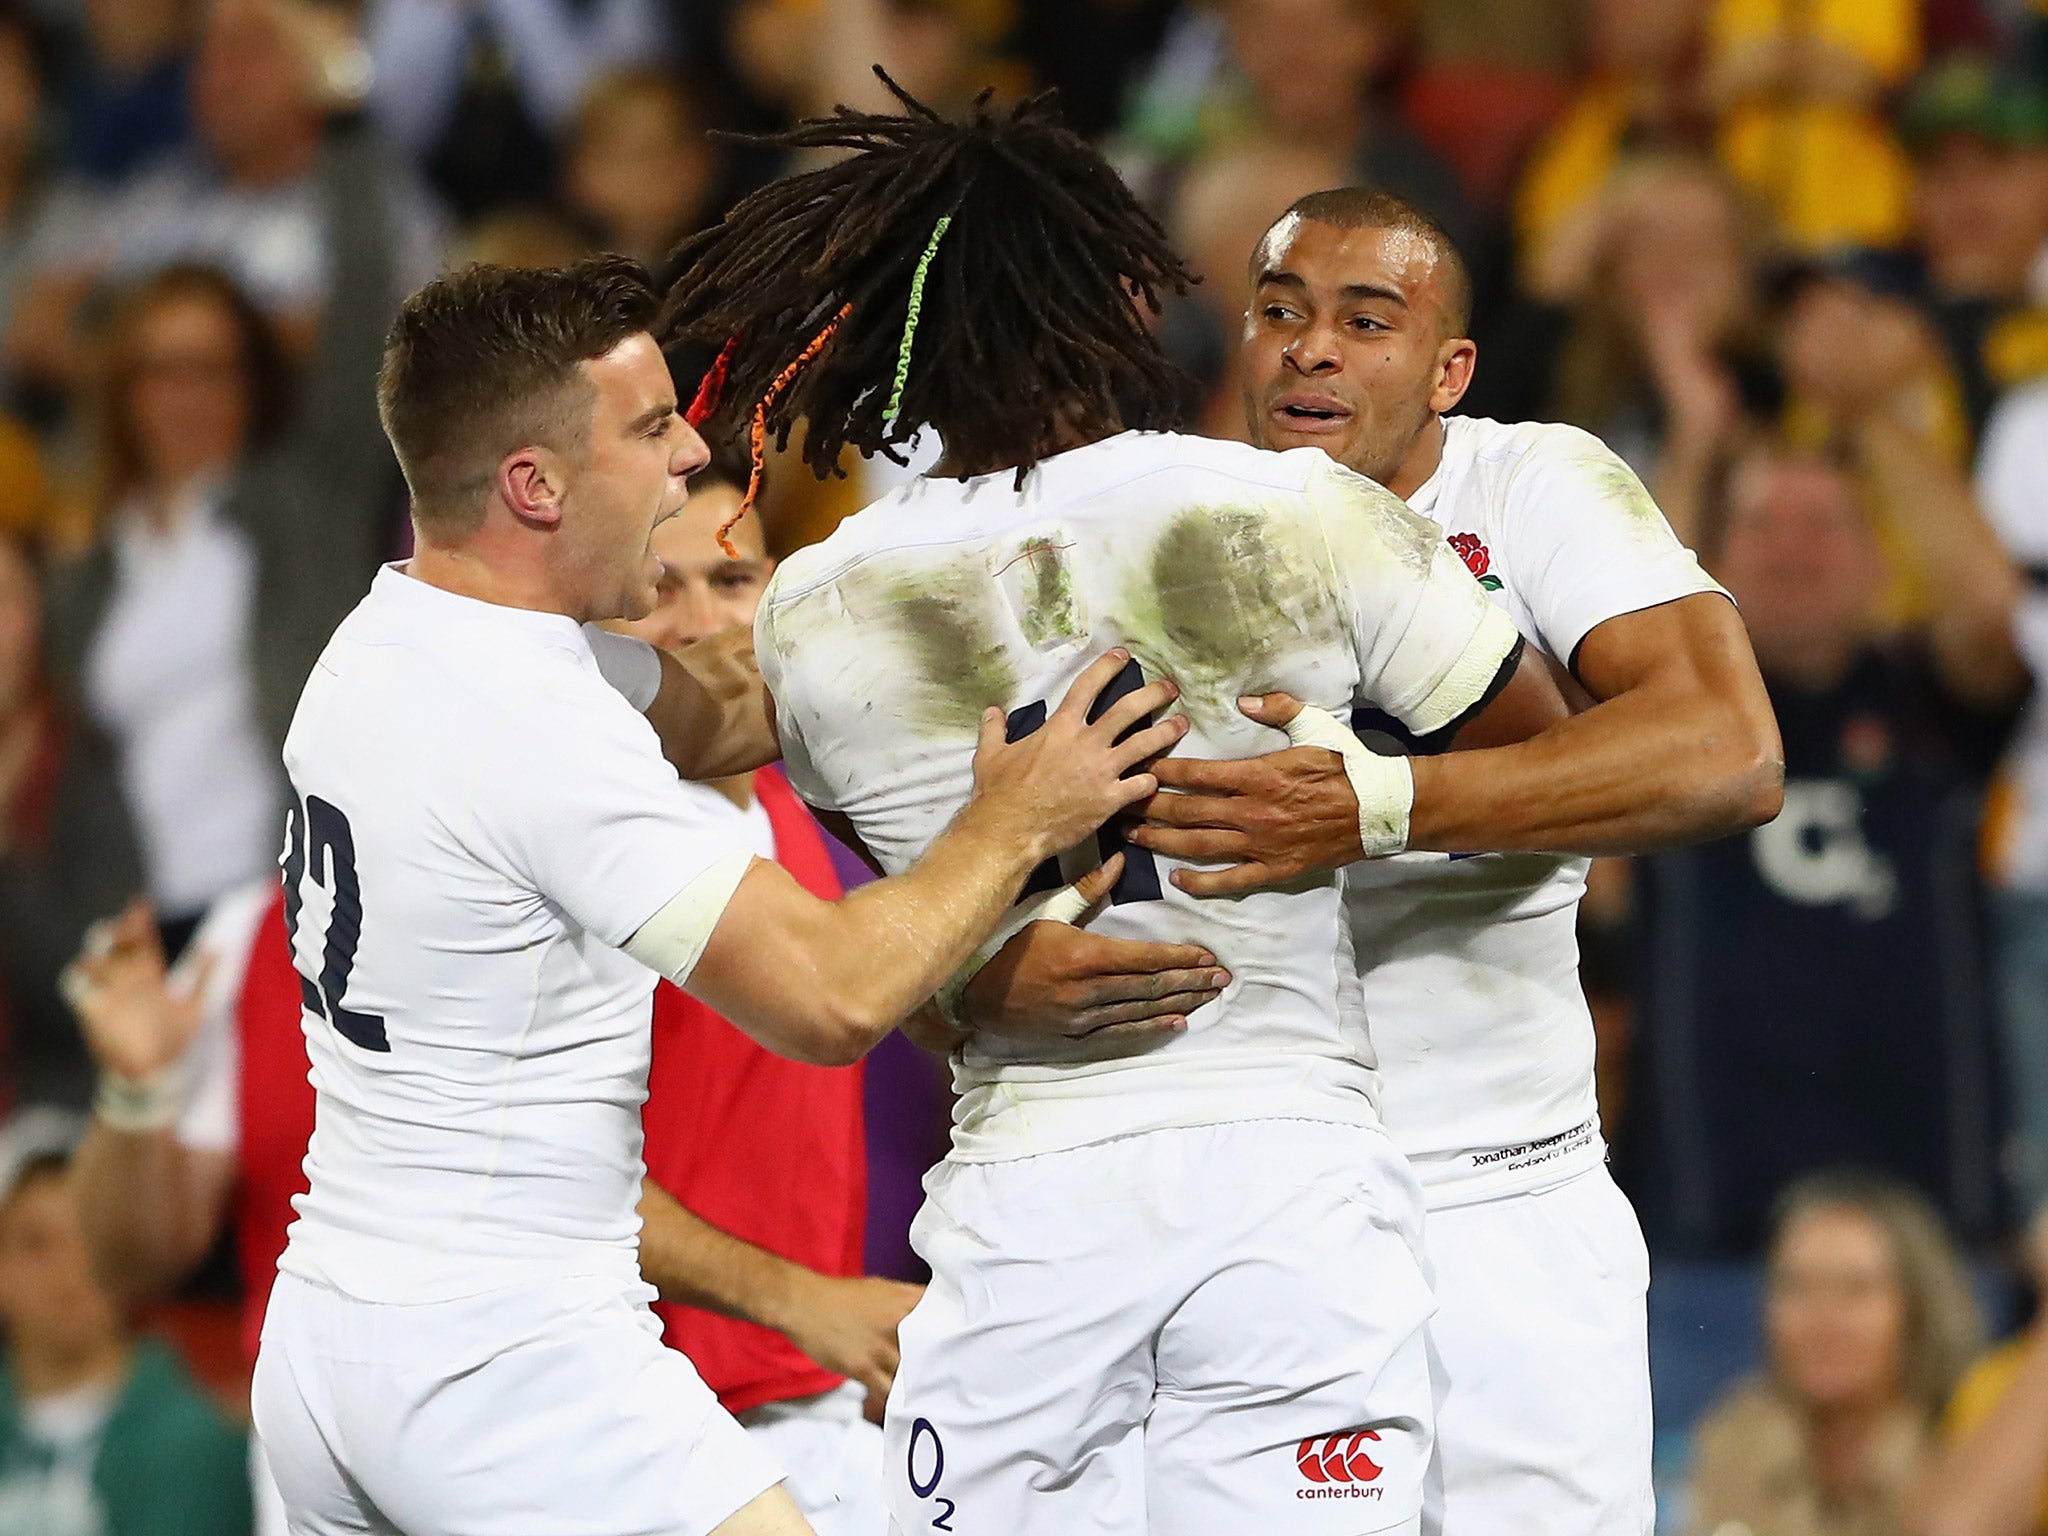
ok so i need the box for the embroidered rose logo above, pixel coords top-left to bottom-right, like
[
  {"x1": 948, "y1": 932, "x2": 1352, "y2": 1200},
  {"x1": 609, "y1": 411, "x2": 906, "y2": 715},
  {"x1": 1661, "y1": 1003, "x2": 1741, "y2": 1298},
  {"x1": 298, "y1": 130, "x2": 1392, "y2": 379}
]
[{"x1": 1448, "y1": 532, "x2": 1503, "y2": 591}]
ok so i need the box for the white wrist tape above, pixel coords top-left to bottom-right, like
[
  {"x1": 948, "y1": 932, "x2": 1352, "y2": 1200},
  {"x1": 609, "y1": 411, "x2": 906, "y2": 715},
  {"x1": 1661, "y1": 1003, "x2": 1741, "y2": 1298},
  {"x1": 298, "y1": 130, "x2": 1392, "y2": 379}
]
[
  {"x1": 1278, "y1": 704, "x2": 1415, "y2": 858},
  {"x1": 934, "y1": 880, "x2": 1094, "y2": 1031},
  {"x1": 93, "y1": 1065, "x2": 182, "y2": 1133}
]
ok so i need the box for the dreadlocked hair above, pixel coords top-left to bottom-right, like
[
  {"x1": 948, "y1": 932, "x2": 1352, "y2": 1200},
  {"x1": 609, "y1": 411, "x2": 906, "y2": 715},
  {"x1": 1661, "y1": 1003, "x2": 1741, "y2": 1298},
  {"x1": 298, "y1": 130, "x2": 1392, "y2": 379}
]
[{"x1": 660, "y1": 70, "x2": 1196, "y2": 491}]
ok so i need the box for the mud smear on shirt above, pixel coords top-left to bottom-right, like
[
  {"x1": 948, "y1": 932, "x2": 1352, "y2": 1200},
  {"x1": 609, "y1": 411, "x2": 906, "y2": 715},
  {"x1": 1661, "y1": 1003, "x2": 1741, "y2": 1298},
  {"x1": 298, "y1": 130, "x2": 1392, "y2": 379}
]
[
  {"x1": 1120, "y1": 504, "x2": 1343, "y2": 723},
  {"x1": 1003, "y1": 536, "x2": 1086, "y2": 653},
  {"x1": 845, "y1": 559, "x2": 1021, "y2": 735},
  {"x1": 1580, "y1": 452, "x2": 1667, "y2": 529}
]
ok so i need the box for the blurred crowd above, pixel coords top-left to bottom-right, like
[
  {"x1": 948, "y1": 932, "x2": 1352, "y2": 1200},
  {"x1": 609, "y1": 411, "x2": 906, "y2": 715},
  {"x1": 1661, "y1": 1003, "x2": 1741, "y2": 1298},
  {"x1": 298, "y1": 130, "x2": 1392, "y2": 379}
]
[{"x1": 0, "y1": 0, "x2": 2034, "y2": 1532}]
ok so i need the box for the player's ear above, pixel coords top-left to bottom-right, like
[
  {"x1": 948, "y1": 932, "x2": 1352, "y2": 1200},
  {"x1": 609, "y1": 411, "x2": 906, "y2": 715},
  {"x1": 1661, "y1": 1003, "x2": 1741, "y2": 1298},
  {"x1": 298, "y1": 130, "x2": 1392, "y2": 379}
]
[
  {"x1": 1430, "y1": 335, "x2": 1477, "y2": 416},
  {"x1": 499, "y1": 446, "x2": 565, "y2": 530}
]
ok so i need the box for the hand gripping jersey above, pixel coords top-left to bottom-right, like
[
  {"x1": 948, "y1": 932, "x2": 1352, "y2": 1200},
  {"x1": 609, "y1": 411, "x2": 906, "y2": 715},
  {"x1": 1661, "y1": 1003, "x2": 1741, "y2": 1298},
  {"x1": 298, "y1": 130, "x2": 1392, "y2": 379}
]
[
  {"x1": 757, "y1": 431, "x2": 1522, "y2": 1162},
  {"x1": 1344, "y1": 417, "x2": 1726, "y2": 1206},
  {"x1": 275, "y1": 566, "x2": 755, "y2": 1303}
]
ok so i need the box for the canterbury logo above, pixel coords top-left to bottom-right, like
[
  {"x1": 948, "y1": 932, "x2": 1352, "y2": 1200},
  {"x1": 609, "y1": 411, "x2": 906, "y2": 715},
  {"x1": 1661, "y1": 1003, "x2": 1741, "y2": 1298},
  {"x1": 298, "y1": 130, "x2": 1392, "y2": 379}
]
[{"x1": 1296, "y1": 1430, "x2": 1383, "y2": 1485}]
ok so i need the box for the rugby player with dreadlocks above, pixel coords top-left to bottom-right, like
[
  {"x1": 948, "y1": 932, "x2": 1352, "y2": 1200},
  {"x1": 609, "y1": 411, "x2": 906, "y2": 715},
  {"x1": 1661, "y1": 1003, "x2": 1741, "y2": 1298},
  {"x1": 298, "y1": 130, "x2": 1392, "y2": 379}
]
[{"x1": 663, "y1": 77, "x2": 1570, "y2": 1536}]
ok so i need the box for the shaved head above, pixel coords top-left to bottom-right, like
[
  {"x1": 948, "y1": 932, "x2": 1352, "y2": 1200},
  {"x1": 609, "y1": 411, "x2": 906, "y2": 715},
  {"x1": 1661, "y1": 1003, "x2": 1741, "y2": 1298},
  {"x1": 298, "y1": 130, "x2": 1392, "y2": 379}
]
[{"x1": 1253, "y1": 187, "x2": 1471, "y2": 337}]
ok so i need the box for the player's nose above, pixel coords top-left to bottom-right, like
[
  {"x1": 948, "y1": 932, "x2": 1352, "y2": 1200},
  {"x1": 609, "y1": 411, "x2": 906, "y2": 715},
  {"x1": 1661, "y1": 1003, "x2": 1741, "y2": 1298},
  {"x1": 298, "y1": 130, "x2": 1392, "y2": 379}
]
[
  {"x1": 672, "y1": 418, "x2": 711, "y2": 479},
  {"x1": 1283, "y1": 323, "x2": 1342, "y2": 374}
]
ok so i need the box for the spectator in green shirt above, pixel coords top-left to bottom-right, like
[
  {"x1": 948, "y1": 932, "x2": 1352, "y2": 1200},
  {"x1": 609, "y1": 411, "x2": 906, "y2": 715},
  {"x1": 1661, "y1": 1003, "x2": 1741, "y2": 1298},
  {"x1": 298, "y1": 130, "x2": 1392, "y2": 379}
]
[{"x1": 0, "y1": 1108, "x2": 249, "y2": 1536}]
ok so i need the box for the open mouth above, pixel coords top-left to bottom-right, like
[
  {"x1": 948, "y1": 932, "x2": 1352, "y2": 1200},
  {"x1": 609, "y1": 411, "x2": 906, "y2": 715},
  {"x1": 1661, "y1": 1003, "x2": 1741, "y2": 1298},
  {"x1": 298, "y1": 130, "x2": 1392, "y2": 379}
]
[{"x1": 1273, "y1": 398, "x2": 1353, "y2": 429}]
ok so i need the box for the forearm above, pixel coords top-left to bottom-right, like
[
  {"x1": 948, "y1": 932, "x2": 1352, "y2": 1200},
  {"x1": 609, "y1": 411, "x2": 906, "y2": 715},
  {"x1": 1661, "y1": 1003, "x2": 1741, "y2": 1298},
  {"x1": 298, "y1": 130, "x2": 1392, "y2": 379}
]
[
  {"x1": 787, "y1": 798, "x2": 1045, "y2": 1044},
  {"x1": 646, "y1": 628, "x2": 780, "y2": 780},
  {"x1": 1908, "y1": 1338, "x2": 2048, "y2": 1536},
  {"x1": 71, "y1": 1122, "x2": 219, "y2": 1301},
  {"x1": 1409, "y1": 678, "x2": 1781, "y2": 857},
  {"x1": 693, "y1": 796, "x2": 1047, "y2": 1064},
  {"x1": 637, "y1": 1177, "x2": 816, "y2": 1333}
]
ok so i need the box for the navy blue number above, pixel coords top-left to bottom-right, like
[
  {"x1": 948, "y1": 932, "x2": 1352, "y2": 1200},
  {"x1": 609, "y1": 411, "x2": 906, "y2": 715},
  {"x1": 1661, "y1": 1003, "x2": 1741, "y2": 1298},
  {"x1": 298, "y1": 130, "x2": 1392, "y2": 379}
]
[
  {"x1": 1004, "y1": 657, "x2": 1164, "y2": 905},
  {"x1": 282, "y1": 795, "x2": 389, "y2": 1052},
  {"x1": 907, "y1": 1419, "x2": 954, "y2": 1529}
]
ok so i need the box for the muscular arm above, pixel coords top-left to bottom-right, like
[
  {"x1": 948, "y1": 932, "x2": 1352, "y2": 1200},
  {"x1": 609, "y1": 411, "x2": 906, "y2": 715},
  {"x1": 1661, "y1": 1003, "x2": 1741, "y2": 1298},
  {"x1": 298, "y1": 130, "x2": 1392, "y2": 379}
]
[
  {"x1": 1131, "y1": 593, "x2": 1782, "y2": 892},
  {"x1": 1406, "y1": 592, "x2": 1782, "y2": 855},
  {"x1": 637, "y1": 1178, "x2": 922, "y2": 1398},
  {"x1": 643, "y1": 627, "x2": 781, "y2": 782},
  {"x1": 73, "y1": 1127, "x2": 236, "y2": 1303},
  {"x1": 669, "y1": 654, "x2": 1185, "y2": 1065}
]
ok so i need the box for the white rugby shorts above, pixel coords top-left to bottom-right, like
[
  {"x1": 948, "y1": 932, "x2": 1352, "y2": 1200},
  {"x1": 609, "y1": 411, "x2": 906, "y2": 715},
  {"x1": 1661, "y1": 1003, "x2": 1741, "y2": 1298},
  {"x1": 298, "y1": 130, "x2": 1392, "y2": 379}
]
[
  {"x1": 253, "y1": 1270, "x2": 783, "y2": 1536},
  {"x1": 884, "y1": 1117, "x2": 1436, "y2": 1536},
  {"x1": 1420, "y1": 1165, "x2": 1653, "y2": 1536},
  {"x1": 741, "y1": 1381, "x2": 886, "y2": 1536}
]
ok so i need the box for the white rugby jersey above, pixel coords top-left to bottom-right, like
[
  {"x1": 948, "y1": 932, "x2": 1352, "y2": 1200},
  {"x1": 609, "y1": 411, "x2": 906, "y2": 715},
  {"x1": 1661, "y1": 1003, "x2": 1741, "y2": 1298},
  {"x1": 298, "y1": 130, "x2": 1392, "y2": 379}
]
[
  {"x1": 758, "y1": 431, "x2": 1522, "y2": 1162},
  {"x1": 1345, "y1": 417, "x2": 1726, "y2": 1206},
  {"x1": 275, "y1": 566, "x2": 752, "y2": 1303}
]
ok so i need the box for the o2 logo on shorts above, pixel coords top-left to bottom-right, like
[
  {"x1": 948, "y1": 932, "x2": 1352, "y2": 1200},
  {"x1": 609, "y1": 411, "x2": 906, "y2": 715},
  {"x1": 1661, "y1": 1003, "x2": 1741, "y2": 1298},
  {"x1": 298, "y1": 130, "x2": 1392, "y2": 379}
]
[
  {"x1": 1295, "y1": 1430, "x2": 1385, "y2": 1502},
  {"x1": 907, "y1": 1417, "x2": 956, "y2": 1531}
]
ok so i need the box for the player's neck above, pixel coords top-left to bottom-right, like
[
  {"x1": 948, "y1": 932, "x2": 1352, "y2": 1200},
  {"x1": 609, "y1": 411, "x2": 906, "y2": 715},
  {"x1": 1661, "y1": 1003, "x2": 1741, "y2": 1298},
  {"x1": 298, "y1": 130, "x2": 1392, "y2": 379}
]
[
  {"x1": 709, "y1": 774, "x2": 754, "y2": 809},
  {"x1": 935, "y1": 412, "x2": 1118, "y2": 480},
  {"x1": 406, "y1": 541, "x2": 580, "y2": 623},
  {"x1": 1382, "y1": 415, "x2": 1446, "y2": 502}
]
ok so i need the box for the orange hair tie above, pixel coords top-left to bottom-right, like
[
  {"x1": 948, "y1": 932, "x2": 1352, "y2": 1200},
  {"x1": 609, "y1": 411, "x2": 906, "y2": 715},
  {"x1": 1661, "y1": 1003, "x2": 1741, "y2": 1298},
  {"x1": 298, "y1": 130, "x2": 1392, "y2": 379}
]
[{"x1": 722, "y1": 303, "x2": 854, "y2": 559}]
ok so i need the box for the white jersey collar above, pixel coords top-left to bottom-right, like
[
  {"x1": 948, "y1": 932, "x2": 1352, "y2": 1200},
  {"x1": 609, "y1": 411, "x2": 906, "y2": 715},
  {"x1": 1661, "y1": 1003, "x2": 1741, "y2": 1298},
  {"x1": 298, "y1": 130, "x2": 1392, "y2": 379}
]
[{"x1": 373, "y1": 562, "x2": 589, "y2": 645}]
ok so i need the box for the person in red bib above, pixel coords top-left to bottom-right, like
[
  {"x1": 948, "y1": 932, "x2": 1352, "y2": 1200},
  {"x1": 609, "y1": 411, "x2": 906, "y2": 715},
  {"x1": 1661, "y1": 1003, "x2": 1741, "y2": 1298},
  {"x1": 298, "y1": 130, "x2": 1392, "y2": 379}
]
[{"x1": 65, "y1": 448, "x2": 916, "y2": 1536}]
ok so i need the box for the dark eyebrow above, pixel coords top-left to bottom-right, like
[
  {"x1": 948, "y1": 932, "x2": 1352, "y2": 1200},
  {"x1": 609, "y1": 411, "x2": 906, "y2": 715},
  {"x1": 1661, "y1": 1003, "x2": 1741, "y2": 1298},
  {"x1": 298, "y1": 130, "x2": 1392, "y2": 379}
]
[
  {"x1": 1339, "y1": 282, "x2": 1407, "y2": 307},
  {"x1": 628, "y1": 401, "x2": 677, "y2": 434},
  {"x1": 1251, "y1": 270, "x2": 1409, "y2": 309}
]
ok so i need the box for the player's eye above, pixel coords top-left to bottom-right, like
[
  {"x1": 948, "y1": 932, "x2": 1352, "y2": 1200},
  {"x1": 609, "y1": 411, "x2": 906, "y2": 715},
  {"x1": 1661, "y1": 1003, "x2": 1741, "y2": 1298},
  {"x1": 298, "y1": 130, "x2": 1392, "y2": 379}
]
[
  {"x1": 1262, "y1": 304, "x2": 1300, "y2": 323},
  {"x1": 1350, "y1": 316, "x2": 1389, "y2": 333}
]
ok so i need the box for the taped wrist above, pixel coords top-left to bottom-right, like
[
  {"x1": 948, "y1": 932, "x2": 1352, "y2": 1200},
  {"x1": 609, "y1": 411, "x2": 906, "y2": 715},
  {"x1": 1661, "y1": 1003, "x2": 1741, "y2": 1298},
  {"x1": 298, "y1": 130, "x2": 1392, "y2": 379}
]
[
  {"x1": 934, "y1": 881, "x2": 1093, "y2": 1031},
  {"x1": 1278, "y1": 705, "x2": 1415, "y2": 858}
]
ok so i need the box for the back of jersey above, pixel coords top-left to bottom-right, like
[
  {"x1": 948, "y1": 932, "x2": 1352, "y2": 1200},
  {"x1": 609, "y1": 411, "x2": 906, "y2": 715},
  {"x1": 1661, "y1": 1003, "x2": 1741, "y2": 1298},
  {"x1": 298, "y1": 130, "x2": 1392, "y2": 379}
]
[{"x1": 758, "y1": 432, "x2": 1519, "y2": 1161}]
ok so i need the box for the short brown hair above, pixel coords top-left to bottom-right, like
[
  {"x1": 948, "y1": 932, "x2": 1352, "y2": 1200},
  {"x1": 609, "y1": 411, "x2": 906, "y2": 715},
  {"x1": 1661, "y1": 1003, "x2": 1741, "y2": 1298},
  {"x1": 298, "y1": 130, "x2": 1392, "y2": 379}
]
[
  {"x1": 377, "y1": 256, "x2": 660, "y2": 535},
  {"x1": 1263, "y1": 187, "x2": 1472, "y2": 336}
]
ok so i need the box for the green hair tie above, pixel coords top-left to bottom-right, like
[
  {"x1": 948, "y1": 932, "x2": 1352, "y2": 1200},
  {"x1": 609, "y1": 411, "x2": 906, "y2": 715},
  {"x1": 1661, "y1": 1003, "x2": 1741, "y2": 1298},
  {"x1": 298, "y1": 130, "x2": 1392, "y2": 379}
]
[{"x1": 886, "y1": 215, "x2": 952, "y2": 422}]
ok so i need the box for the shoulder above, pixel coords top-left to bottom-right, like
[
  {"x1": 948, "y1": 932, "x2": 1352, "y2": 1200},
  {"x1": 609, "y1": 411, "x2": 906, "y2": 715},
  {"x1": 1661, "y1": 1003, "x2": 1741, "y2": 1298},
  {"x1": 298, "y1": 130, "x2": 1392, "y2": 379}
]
[
  {"x1": 1448, "y1": 416, "x2": 1618, "y2": 478},
  {"x1": 1098, "y1": 433, "x2": 1338, "y2": 506},
  {"x1": 1450, "y1": 418, "x2": 1666, "y2": 536}
]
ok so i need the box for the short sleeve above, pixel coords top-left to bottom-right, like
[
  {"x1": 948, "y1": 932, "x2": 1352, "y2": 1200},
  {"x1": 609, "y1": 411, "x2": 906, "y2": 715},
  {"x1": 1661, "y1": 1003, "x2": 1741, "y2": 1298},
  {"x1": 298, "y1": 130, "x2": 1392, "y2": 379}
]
[
  {"x1": 754, "y1": 585, "x2": 840, "y2": 815},
  {"x1": 472, "y1": 682, "x2": 756, "y2": 948},
  {"x1": 172, "y1": 881, "x2": 277, "y2": 1155},
  {"x1": 1308, "y1": 458, "x2": 1524, "y2": 737},
  {"x1": 1499, "y1": 425, "x2": 1727, "y2": 671},
  {"x1": 583, "y1": 626, "x2": 663, "y2": 712}
]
